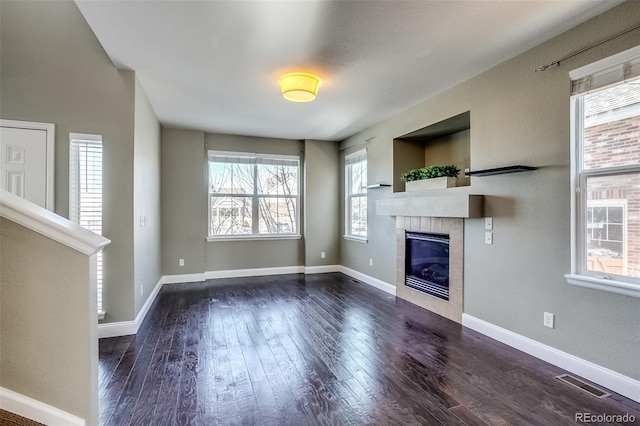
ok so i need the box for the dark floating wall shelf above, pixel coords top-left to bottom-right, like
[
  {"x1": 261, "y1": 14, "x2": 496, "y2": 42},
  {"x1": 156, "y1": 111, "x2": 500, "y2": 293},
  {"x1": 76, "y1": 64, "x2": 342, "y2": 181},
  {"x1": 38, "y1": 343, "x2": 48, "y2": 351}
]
[
  {"x1": 365, "y1": 183, "x2": 392, "y2": 189},
  {"x1": 465, "y1": 165, "x2": 537, "y2": 177}
]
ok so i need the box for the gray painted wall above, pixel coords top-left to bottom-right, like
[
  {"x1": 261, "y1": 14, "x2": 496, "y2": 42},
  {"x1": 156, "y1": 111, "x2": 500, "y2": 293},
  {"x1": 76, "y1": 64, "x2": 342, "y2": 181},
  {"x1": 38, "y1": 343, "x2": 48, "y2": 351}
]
[
  {"x1": 304, "y1": 140, "x2": 339, "y2": 266},
  {"x1": 204, "y1": 134, "x2": 305, "y2": 271},
  {"x1": 161, "y1": 130, "x2": 308, "y2": 275},
  {"x1": 0, "y1": 219, "x2": 98, "y2": 424},
  {"x1": 339, "y1": 1, "x2": 640, "y2": 379},
  {"x1": 1, "y1": 1, "x2": 161, "y2": 324},
  {"x1": 134, "y1": 78, "x2": 162, "y2": 314},
  {"x1": 161, "y1": 128, "x2": 206, "y2": 275}
]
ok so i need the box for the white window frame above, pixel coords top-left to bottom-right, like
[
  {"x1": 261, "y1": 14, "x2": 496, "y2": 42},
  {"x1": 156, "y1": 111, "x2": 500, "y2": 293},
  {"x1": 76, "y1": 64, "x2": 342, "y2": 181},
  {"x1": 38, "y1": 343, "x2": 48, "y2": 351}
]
[
  {"x1": 566, "y1": 45, "x2": 640, "y2": 298},
  {"x1": 344, "y1": 148, "x2": 367, "y2": 242},
  {"x1": 69, "y1": 133, "x2": 105, "y2": 317},
  {"x1": 207, "y1": 150, "x2": 301, "y2": 241}
]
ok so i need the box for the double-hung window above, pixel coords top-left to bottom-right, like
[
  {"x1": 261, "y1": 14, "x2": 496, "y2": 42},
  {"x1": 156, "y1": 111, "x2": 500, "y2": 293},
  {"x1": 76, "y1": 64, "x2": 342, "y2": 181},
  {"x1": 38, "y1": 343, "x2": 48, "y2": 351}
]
[
  {"x1": 69, "y1": 133, "x2": 104, "y2": 316},
  {"x1": 208, "y1": 151, "x2": 300, "y2": 239},
  {"x1": 345, "y1": 149, "x2": 367, "y2": 240},
  {"x1": 567, "y1": 45, "x2": 640, "y2": 297}
]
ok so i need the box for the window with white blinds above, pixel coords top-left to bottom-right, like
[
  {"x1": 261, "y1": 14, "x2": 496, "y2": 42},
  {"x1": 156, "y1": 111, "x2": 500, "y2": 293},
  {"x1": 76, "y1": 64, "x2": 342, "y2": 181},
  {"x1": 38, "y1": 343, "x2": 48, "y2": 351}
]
[{"x1": 69, "y1": 134, "x2": 104, "y2": 314}]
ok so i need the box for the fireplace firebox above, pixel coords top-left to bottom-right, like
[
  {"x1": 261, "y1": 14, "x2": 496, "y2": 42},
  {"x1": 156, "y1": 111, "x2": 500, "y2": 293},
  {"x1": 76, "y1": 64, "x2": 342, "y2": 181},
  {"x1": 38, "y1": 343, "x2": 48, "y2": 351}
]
[{"x1": 405, "y1": 231, "x2": 450, "y2": 300}]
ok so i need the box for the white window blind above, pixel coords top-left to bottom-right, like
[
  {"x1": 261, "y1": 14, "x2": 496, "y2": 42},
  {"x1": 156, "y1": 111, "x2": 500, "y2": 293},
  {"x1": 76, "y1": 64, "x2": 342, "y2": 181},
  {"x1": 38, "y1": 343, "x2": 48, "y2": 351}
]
[
  {"x1": 69, "y1": 134, "x2": 104, "y2": 314},
  {"x1": 570, "y1": 45, "x2": 640, "y2": 95}
]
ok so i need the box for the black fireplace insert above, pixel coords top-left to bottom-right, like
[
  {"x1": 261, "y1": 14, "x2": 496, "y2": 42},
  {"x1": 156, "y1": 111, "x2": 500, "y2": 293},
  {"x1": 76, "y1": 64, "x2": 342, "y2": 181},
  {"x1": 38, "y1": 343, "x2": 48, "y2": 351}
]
[{"x1": 405, "y1": 231, "x2": 450, "y2": 300}]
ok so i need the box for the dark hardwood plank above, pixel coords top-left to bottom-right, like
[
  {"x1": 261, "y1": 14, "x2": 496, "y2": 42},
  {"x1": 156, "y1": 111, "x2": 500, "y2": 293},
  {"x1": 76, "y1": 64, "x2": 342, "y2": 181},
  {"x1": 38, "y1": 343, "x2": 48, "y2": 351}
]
[
  {"x1": 99, "y1": 273, "x2": 640, "y2": 425},
  {"x1": 147, "y1": 308, "x2": 188, "y2": 425},
  {"x1": 128, "y1": 311, "x2": 177, "y2": 425}
]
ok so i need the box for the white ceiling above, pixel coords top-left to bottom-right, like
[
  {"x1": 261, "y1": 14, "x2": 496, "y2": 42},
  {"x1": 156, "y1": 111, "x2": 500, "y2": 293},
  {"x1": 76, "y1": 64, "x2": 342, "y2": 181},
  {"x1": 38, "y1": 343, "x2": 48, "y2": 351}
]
[{"x1": 75, "y1": 1, "x2": 622, "y2": 142}]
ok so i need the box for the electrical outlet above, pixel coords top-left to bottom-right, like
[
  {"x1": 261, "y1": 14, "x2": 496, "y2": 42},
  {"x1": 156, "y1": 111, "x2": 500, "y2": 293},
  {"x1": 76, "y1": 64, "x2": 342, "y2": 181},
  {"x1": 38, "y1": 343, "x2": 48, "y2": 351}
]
[
  {"x1": 321, "y1": 252, "x2": 326, "y2": 259},
  {"x1": 369, "y1": 258, "x2": 373, "y2": 266},
  {"x1": 485, "y1": 232, "x2": 493, "y2": 245},
  {"x1": 179, "y1": 258, "x2": 185, "y2": 267},
  {"x1": 544, "y1": 312, "x2": 555, "y2": 329},
  {"x1": 485, "y1": 217, "x2": 493, "y2": 230}
]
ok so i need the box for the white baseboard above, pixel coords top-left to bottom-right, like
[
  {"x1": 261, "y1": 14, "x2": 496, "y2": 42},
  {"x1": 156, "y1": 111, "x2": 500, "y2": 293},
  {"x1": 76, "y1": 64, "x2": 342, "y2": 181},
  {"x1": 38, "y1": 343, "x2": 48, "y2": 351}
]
[
  {"x1": 97, "y1": 320, "x2": 137, "y2": 339},
  {"x1": 0, "y1": 387, "x2": 85, "y2": 426},
  {"x1": 304, "y1": 265, "x2": 341, "y2": 274},
  {"x1": 339, "y1": 266, "x2": 396, "y2": 296},
  {"x1": 205, "y1": 266, "x2": 304, "y2": 279},
  {"x1": 162, "y1": 272, "x2": 206, "y2": 284},
  {"x1": 98, "y1": 276, "x2": 164, "y2": 339},
  {"x1": 462, "y1": 314, "x2": 640, "y2": 403}
]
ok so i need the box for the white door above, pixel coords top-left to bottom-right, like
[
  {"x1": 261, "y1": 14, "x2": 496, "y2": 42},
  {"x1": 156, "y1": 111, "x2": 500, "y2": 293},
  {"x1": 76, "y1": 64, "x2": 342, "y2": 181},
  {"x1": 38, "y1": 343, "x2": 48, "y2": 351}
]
[{"x1": 0, "y1": 120, "x2": 55, "y2": 209}]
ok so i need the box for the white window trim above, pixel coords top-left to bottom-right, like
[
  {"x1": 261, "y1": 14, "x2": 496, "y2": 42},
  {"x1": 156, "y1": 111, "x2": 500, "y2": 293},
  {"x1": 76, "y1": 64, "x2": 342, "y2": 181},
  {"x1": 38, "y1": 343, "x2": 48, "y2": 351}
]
[
  {"x1": 564, "y1": 275, "x2": 640, "y2": 298},
  {"x1": 343, "y1": 235, "x2": 368, "y2": 243},
  {"x1": 566, "y1": 47, "x2": 640, "y2": 298},
  {"x1": 206, "y1": 235, "x2": 301, "y2": 242},
  {"x1": 344, "y1": 148, "x2": 368, "y2": 241},
  {"x1": 207, "y1": 151, "x2": 301, "y2": 240}
]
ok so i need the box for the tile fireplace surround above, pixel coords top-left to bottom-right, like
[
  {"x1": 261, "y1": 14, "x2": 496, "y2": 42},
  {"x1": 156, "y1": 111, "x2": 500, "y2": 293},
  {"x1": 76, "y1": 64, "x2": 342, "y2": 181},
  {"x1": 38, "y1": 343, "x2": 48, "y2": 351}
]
[
  {"x1": 396, "y1": 216, "x2": 464, "y2": 323},
  {"x1": 378, "y1": 193, "x2": 484, "y2": 324}
]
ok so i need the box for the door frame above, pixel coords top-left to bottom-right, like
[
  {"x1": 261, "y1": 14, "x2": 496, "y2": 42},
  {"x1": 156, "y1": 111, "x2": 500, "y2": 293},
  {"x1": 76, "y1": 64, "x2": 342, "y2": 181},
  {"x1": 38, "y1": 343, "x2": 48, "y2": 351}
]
[{"x1": 1, "y1": 119, "x2": 55, "y2": 210}]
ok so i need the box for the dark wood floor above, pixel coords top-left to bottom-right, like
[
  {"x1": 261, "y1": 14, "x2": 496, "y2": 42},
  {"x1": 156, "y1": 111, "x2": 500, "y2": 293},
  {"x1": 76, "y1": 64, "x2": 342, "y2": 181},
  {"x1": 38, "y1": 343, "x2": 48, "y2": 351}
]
[{"x1": 99, "y1": 273, "x2": 640, "y2": 425}]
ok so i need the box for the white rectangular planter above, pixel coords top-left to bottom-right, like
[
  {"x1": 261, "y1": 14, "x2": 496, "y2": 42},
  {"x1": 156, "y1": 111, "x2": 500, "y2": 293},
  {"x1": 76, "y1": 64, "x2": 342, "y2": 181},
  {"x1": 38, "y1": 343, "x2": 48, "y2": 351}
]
[{"x1": 405, "y1": 176, "x2": 457, "y2": 191}]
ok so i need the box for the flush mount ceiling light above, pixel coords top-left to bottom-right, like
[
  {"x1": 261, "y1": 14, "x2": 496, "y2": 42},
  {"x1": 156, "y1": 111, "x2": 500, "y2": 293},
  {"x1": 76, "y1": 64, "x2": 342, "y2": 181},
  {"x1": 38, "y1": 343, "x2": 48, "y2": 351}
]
[{"x1": 279, "y1": 72, "x2": 321, "y2": 102}]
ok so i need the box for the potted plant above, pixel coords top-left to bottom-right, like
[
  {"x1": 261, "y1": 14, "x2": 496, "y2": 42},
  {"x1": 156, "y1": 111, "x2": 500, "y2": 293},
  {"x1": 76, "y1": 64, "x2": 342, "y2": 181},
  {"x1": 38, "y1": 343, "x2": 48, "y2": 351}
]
[{"x1": 400, "y1": 164, "x2": 460, "y2": 191}]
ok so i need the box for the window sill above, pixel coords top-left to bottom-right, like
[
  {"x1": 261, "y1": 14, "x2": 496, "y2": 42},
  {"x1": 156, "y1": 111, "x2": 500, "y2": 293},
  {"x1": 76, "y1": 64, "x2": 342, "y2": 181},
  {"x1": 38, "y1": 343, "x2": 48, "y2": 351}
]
[
  {"x1": 564, "y1": 274, "x2": 640, "y2": 298},
  {"x1": 343, "y1": 235, "x2": 368, "y2": 243},
  {"x1": 207, "y1": 235, "x2": 301, "y2": 242}
]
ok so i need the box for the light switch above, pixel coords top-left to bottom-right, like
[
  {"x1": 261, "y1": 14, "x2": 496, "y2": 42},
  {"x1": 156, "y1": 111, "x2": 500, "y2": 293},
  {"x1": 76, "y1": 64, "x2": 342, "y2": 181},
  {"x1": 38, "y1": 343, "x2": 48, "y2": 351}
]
[
  {"x1": 485, "y1": 232, "x2": 493, "y2": 245},
  {"x1": 485, "y1": 217, "x2": 493, "y2": 230}
]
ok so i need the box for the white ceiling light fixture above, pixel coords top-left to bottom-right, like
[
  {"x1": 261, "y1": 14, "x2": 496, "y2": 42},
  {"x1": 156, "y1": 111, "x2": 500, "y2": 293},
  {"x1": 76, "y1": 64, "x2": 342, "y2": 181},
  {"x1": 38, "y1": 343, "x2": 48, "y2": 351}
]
[{"x1": 280, "y1": 72, "x2": 321, "y2": 102}]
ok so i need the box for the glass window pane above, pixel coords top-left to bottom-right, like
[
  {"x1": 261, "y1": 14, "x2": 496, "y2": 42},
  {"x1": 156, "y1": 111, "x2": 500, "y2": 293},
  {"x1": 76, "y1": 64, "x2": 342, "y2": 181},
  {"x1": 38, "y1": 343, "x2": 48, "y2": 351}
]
[
  {"x1": 210, "y1": 196, "x2": 252, "y2": 235},
  {"x1": 583, "y1": 82, "x2": 640, "y2": 170},
  {"x1": 586, "y1": 173, "x2": 639, "y2": 278},
  {"x1": 349, "y1": 161, "x2": 367, "y2": 195},
  {"x1": 209, "y1": 162, "x2": 253, "y2": 194},
  {"x1": 608, "y1": 224, "x2": 623, "y2": 241},
  {"x1": 349, "y1": 164, "x2": 358, "y2": 194},
  {"x1": 360, "y1": 162, "x2": 368, "y2": 194},
  {"x1": 592, "y1": 207, "x2": 606, "y2": 224},
  {"x1": 257, "y1": 164, "x2": 298, "y2": 196},
  {"x1": 608, "y1": 206, "x2": 623, "y2": 224},
  {"x1": 258, "y1": 197, "x2": 296, "y2": 234},
  {"x1": 350, "y1": 196, "x2": 367, "y2": 237}
]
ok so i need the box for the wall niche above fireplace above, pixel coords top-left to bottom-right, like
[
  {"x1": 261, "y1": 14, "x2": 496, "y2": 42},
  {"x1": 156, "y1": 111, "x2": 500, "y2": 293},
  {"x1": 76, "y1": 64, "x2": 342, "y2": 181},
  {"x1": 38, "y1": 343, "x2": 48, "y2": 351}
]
[{"x1": 393, "y1": 111, "x2": 470, "y2": 193}]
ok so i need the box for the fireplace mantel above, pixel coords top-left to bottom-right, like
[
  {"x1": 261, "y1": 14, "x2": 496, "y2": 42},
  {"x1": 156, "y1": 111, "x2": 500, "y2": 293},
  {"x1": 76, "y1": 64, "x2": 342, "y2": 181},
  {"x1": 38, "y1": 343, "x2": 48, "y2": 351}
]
[{"x1": 376, "y1": 193, "x2": 484, "y2": 218}]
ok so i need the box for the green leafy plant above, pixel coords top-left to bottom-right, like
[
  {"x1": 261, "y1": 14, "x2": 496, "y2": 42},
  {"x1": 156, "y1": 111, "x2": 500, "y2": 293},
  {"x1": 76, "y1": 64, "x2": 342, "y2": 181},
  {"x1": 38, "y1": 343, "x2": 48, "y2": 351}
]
[{"x1": 400, "y1": 164, "x2": 460, "y2": 182}]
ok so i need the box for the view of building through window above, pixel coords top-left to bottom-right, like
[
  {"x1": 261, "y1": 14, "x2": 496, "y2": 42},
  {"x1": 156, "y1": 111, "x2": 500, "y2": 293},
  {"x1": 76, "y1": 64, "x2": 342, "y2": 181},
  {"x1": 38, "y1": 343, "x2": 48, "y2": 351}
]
[
  {"x1": 582, "y1": 81, "x2": 640, "y2": 279},
  {"x1": 208, "y1": 153, "x2": 299, "y2": 237}
]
